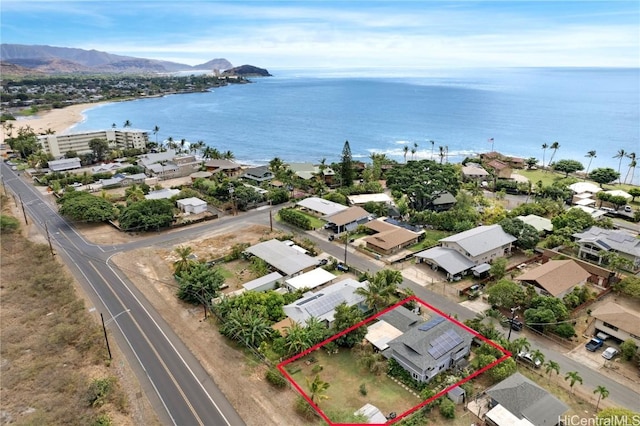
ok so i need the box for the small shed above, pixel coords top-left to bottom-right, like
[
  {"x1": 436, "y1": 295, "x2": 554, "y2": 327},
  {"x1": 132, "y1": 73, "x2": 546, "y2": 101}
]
[
  {"x1": 355, "y1": 403, "x2": 387, "y2": 424},
  {"x1": 447, "y1": 386, "x2": 466, "y2": 404}
]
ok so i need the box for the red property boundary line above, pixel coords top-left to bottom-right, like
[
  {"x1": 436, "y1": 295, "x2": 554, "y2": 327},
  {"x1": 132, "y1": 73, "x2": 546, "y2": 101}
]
[{"x1": 277, "y1": 295, "x2": 511, "y2": 426}]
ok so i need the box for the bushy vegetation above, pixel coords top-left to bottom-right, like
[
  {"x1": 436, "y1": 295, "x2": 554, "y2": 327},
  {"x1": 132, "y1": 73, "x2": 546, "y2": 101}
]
[
  {"x1": 57, "y1": 190, "x2": 117, "y2": 222},
  {"x1": 0, "y1": 214, "x2": 20, "y2": 232},
  {"x1": 278, "y1": 207, "x2": 313, "y2": 230},
  {"x1": 118, "y1": 198, "x2": 174, "y2": 231},
  {"x1": 265, "y1": 368, "x2": 287, "y2": 388}
]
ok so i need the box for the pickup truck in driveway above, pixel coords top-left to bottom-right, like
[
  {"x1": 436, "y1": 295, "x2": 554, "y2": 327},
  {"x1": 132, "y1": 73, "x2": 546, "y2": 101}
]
[{"x1": 585, "y1": 337, "x2": 604, "y2": 352}]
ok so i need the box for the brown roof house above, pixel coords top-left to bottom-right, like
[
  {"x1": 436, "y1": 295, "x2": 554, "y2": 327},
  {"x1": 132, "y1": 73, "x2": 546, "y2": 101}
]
[
  {"x1": 204, "y1": 159, "x2": 243, "y2": 177},
  {"x1": 486, "y1": 160, "x2": 513, "y2": 179},
  {"x1": 324, "y1": 206, "x2": 371, "y2": 234},
  {"x1": 516, "y1": 260, "x2": 590, "y2": 299},
  {"x1": 363, "y1": 220, "x2": 422, "y2": 255},
  {"x1": 591, "y1": 301, "x2": 640, "y2": 348}
]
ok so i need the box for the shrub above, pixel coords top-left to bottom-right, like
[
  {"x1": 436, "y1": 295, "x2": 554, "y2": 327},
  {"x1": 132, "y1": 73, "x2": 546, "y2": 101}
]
[
  {"x1": 620, "y1": 339, "x2": 638, "y2": 361},
  {"x1": 359, "y1": 383, "x2": 367, "y2": 396},
  {"x1": 294, "y1": 396, "x2": 317, "y2": 420},
  {"x1": 554, "y1": 323, "x2": 576, "y2": 339},
  {"x1": 439, "y1": 397, "x2": 456, "y2": 419},
  {"x1": 92, "y1": 414, "x2": 113, "y2": 426},
  {"x1": 86, "y1": 377, "x2": 115, "y2": 407},
  {"x1": 265, "y1": 368, "x2": 287, "y2": 388},
  {"x1": 312, "y1": 364, "x2": 323, "y2": 374},
  {"x1": 0, "y1": 215, "x2": 20, "y2": 233},
  {"x1": 278, "y1": 208, "x2": 312, "y2": 230}
]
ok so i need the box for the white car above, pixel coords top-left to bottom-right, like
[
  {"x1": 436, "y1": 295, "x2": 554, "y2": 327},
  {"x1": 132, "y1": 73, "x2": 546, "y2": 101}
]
[{"x1": 602, "y1": 347, "x2": 619, "y2": 360}]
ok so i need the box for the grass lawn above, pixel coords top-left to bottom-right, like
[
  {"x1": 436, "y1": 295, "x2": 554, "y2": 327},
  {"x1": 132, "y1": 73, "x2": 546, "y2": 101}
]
[
  {"x1": 408, "y1": 230, "x2": 453, "y2": 252},
  {"x1": 517, "y1": 169, "x2": 639, "y2": 194},
  {"x1": 296, "y1": 211, "x2": 326, "y2": 229},
  {"x1": 287, "y1": 350, "x2": 420, "y2": 421}
]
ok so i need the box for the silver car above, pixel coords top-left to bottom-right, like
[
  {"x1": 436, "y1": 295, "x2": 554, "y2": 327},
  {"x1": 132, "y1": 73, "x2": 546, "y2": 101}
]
[{"x1": 602, "y1": 347, "x2": 618, "y2": 360}]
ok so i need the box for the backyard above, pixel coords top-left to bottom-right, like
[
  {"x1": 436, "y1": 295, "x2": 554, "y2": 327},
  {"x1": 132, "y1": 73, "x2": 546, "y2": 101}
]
[{"x1": 286, "y1": 349, "x2": 420, "y2": 422}]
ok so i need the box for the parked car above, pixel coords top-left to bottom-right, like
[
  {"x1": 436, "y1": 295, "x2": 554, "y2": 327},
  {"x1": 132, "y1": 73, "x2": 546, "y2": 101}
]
[
  {"x1": 317, "y1": 258, "x2": 328, "y2": 266},
  {"x1": 336, "y1": 263, "x2": 349, "y2": 272},
  {"x1": 517, "y1": 351, "x2": 541, "y2": 368},
  {"x1": 624, "y1": 205, "x2": 632, "y2": 213},
  {"x1": 501, "y1": 318, "x2": 523, "y2": 331},
  {"x1": 585, "y1": 337, "x2": 604, "y2": 352},
  {"x1": 602, "y1": 347, "x2": 619, "y2": 360}
]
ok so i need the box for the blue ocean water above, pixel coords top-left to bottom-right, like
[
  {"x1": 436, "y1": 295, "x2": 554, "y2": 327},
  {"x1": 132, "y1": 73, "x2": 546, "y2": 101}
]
[{"x1": 70, "y1": 67, "x2": 640, "y2": 183}]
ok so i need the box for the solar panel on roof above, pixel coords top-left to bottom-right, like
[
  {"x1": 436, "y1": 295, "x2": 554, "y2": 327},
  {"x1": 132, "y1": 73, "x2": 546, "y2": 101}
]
[
  {"x1": 428, "y1": 329, "x2": 463, "y2": 360},
  {"x1": 306, "y1": 292, "x2": 345, "y2": 317},
  {"x1": 418, "y1": 315, "x2": 445, "y2": 331}
]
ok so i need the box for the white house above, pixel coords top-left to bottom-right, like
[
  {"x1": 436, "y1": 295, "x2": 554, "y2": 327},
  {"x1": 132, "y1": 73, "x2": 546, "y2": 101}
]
[{"x1": 177, "y1": 197, "x2": 207, "y2": 214}]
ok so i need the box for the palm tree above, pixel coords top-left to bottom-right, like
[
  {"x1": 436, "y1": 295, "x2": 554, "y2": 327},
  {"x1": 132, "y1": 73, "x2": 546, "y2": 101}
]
[
  {"x1": 531, "y1": 349, "x2": 545, "y2": 366},
  {"x1": 412, "y1": 142, "x2": 418, "y2": 160},
  {"x1": 166, "y1": 136, "x2": 176, "y2": 150},
  {"x1": 541, "y1": 143, "x2": 548, "y2": 169},
  {"x1": 123, "y1": 119, "x2": 132, "y2": 149},
  {"x1": 624, "y1": 152, "x2": 636, "y2": 184},
  {"x1": 548, "y1": 141, "x2": 560, "y2": 168},
  {"x1": 430, "y1": 140, "x2": 435, "y2": 160},
  {"x1": 438, "y1": 146, "x2": 445, "y2": 164},
  {"x1": 544, "y1": 360, "x2": 560, "y2": 383},
  {"x1": 173, "y1": 246, "x2": 196, "y2": 276},
  {"x1": 403, "y1": 145, "x2": 409, "y2": 163},
  {"x1": 222, "y1": 150, "x2": 235, "y2": 160},
  {"x1": 593, "y1": 385, "x2": 609, "y2": 411},
  {"x1": 306, "y1": 374, "x2": 330, "y2": 404},
  {"x1": 584, "y1": 150, "x2": 597, "y2": 178},
  {"x1": 153, "y1": 125, "x2": 160, "y2": 146},
  {"x1": 614, "y1": 149, "x2": 627, "y2": 184},
  {"x1": 111, "y1": 123, "x2": 117, "y2": 129},
  {"x1": 508, "y1": 337, "x2": 530, "y2": 358},
  {"x1": 564, "y1": 371, "x2": 583, "y2": 394},
  {"x1": 445, "y1": 145, "x2": 449, "y2": 163}
]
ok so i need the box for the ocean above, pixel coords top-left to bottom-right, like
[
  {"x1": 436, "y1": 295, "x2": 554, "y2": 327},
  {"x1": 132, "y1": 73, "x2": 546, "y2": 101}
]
[{"x1": 70, "y1": 67, "x2": 640, "y2": 184}]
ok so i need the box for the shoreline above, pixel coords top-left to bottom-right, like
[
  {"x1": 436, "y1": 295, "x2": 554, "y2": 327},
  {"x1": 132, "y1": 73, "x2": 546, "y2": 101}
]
[{"x1": 0, "y1": 101, "x2": 109, "y2": 144}]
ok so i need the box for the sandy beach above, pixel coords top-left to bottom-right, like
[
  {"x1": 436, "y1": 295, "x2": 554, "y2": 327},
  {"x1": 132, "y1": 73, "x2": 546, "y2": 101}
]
[{"x1": 1, "y1": 102, "x2": 106, "y2": 143}]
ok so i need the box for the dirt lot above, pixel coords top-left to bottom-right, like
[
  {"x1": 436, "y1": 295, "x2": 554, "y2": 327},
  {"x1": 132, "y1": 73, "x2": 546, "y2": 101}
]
[{"x1": 110, "y1": 224, "x2": 312, "y2": 426}]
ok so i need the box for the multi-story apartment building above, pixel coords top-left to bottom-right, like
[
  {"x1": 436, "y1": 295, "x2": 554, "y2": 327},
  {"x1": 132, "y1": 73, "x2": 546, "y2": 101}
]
[{"x1": 37, "y1": 129, "x2": 149, "y2": 157}]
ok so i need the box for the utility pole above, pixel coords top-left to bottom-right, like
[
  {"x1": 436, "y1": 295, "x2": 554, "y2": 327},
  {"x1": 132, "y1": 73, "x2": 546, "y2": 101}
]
[
  {"x1": 44, "y1": 221, "x2": 54, "y2": 257},
  {"x1": 269, "y1": 200, "x2": 273, "y2": 232},
  {"x1": 343, "y1": 231, "x2": 348, "y2": 265},
  {"x1": 18, "y1": 194, "x2": 28, "y2": 225},
  {"x1": 100, "y1": 313, "x2": 112, "y2": 360},
  {"x1": 201, "y1": 287, "x2": 207, "y2": 320},
  {"x1": 507, "y1": 306, "x2": 520, "y2": 341}
]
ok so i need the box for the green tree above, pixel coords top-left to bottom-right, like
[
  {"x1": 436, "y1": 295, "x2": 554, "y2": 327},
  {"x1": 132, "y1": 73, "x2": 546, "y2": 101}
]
[
  {"x1": 614, "y1": 276, "x2": 640, "y2": 299},
  {"x1": 220, "y1": 308, "x2": 273, "y2": 347},
  {"x1": 332, "y1": 303, "x2": 366, "y2": 348},
  {"x1": 597, "y1": 407, "x2": 640, "y2": 424},
  {"x1": 118, "y1": 199, "x2": 174, "y2": 231},
  {"x1": 628, "y1": 187, "x2": 640, "y2": 202},
  {"x1": 57, "y1": 191, "x2": 116, "y2": 222},
  {"x1": 499, "y1": 218, "x2": 540, "y2": 249},
  {"x1": 355, "y1": 269, "x2": 403, "y2": 312},
  {"x1": 283, "y1": 322, "x2": 312, "y2": 356},
  {"x1": 490, "y1": 357, "x2": 517, "y2": 383},
  {"x1": 589, "y1": 168, "x2": 620, "y2": 188},
  {"x1": 340, "y1": 140, "x2": 354, "y2": 187},
  {"x1": 89, "y1": 138, "x2": 110, "y2": 162},
  {"x1": 173, "y1": 245, "x2": 196, "y2": 276},
  {"x1": 593, "y1": 385, "x2": 609, "y2": 411},
  {"x1": 531, "y1": 349, "x2": 545, "y2": 366},
  {"x1": 548, "y1": 141, "x2": 560, "y2": 168},
  {"x1": 584, "y1": 150, "x2": 597, "y2": 177},
  {"x1": 306, "y1": 374, "x2": 330, "y2": 404},
  {"x1": 619, "y1": 339, "x2": 638, "y2": 361},
  {"x1": 551, "y1": 207, "x2": 595, "y2": 233},
  {"x1": 544, "y1": 360, "x2": 560, "y2": 383},
  {"x1": 489, "y1": 258, "x2": 508, "y2": 280},
  {"x1": 487, "y1": 279, "x2": 524, "y2": 309},
  {"x1": 175, "y1": 262, "x2": 224, "y2": 305},
  {"x1": 508, "y1": 337, "x2": 530, "y2": 358},
  {"x1": 613, "y1": 149, "x2": 627, "y2": 184},
  {"x1": 564, "y1": 371, "x2": 582, "y2": 394},
  {"x1": 553, "y1": 159, "x2": 584, "y2": 177},
  {"x1": 439, "y1": 397, "x2": 456, "y2": 419}
]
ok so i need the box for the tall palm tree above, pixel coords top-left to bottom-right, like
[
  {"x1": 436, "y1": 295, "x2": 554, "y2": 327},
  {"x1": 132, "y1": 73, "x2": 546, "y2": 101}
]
[
  {"x1": 111, "y1": 123, "x2": 117, "y2": 129},
  {"x1": 548, "y1": 141, "x2": 560, "y2": 168},
  {"x1": 564, "y1": 371, "x2": 583, "y2": 394},
  {"x1": 613, "y1": 149, "x2": 627, "y2": 184},
  {"x1": 412, "y1": 142, "x2": 418, "y2": 160},
  {"x1": 593, "y1": 385, "x2": 609, "y2": 411},
  {"x1": 306, "y1": 374, "x2": 330, "y2": 404},
  {"x1": 403, "y1": 145, "x2": 409, "y2": 163},
  {"x1": 438, "y1": 146, "x2": 445, "y2": 164},
  {"x1": 445, "y1": 145, "x2": 449, "y2": 163},
  {"x1": 541, "y1": 143, "x2": 548, "y2": 169},
  {"x1": 531, "y1": 349, "x2": 545, "y2": 366},
  {"x1": 624, "y1": 152, "x2": 636, "y2": 184},
  {"x1": 430, "y1": 140, "x2": 435, "y2": 160},
  {"x1": 166, "y1": 136, "x2": 176, "y2": 150},
  {"x1": 153, "y1": 125, "x2": 160, "y2": 146},
  {"x1": 584, "y1": 150, "x2": 597, "y2": 178},
  {"x1": 123, "y1": 119, "x2": 132, "y2": 149},
  {"x1": 544, "y1": 360, "x2": 560, "y2": 383},
  {"x1": 222, "y1": 150, "x2": 234, "y2": 160}
]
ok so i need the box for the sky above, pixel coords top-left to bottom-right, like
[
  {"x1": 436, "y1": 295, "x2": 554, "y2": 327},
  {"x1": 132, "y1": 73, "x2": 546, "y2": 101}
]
[{"x1": 1, "y1": 1, "x2": 639, "y2": 69}]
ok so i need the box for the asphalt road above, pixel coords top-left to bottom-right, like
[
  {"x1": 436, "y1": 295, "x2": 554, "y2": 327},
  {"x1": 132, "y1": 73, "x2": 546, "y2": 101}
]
[{"x1": 1, "y1": 163, "x2": 245, "y2": 426}]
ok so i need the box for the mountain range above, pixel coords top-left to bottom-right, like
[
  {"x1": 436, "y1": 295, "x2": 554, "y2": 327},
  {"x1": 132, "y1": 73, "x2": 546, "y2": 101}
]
[{"x1": 0, "y1": 44, "x2": 234, "y2": 75}]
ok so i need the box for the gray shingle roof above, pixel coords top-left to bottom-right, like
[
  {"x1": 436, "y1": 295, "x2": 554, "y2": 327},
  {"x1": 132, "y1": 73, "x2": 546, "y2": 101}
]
[
  {"x1": 486, "y1": 372, "x2": 568, "y2": 425},
  {"x1": 244, "y1": 239, "x2": 318, "y2": 276},
  {"x1": 573, "y1": 226, "x2": 640, "y2": 258},
  {"x1": 440, "y1": 225, "x2": 516, "y2": 257},
  {"x1": 379, "y1": 306, "x2": 422, "y2": 333},
  {"x1": 387, "y1": 318, "x2": 473, "y2": 371}
]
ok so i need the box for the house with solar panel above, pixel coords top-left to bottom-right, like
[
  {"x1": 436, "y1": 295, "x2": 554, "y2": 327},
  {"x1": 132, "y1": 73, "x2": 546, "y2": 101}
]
[{"x1": 384, "y1": 314, "x2": 473, "y2": 382}]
